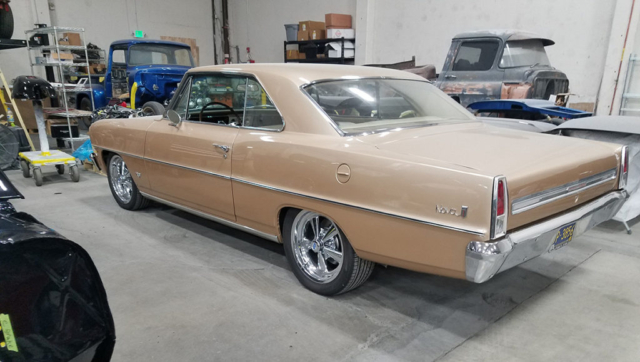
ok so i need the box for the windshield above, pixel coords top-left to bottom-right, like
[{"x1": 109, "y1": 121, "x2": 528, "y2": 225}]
[
  {"x1": 304, "y1": 79, "x2": 475, "y2": 135},
  {"x1": 129, "y1": 44, "x2": 194, "y2": 66},
  {"x1": 500, "y1": 40, "x2": 550, "y2": 68}
]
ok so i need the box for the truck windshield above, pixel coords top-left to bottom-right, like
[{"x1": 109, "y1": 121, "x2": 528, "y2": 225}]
[
  {"x1": 500, "y1": 40, "x2": 550, "y2": 68},
  {"x1": 304, "y1": 79, "x2": 475, "y2": 135},
  {"x1": 129, "y1": 44, "x2": 194, "y2": 66}
]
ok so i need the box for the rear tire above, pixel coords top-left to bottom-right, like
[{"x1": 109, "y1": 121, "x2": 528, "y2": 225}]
[
  {"x1": 0, "y1": 4, "x2": 14, "y2": 39},
  {"x1": 141, "y1": 101, "x2": 165, "y2": 116},
  {"x1": 33, "y1": 168, "x2": 43, "y2": 187},
  {"x1": 56, "y1": 164, "x2": 65, "y2": 175},
  {"x1": 80, "y1": 97, "x2": 93, "y2": 128},
  {"x1": 107, "y1": 154, "x2": 149, "y2": 210},
  {"x1": 70, "y1": 164, "x2": 80, "y2": 182},
  {"x1": 283, "y1": 209, "x2": 375, "y2": 295},
  {"x1": 21, "y1": 159, "x2": 30, "y2": 178}
]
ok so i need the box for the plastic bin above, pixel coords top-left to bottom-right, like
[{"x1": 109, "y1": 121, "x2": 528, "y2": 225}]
[{"x1": 285, "y1": 24, "x2": 299, "y2": 41}]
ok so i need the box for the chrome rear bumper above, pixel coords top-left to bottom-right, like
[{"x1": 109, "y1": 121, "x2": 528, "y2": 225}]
[{"x1": 466, "y1": 191, "x2": 627, "y2": 283}]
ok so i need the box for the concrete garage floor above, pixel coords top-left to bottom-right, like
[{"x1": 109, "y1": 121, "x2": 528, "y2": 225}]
[{"x1": 6, "y1": 169, "x2": 640, "y2": 361}]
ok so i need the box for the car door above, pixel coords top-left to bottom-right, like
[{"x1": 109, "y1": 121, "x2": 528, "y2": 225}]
[
  {"x1": 143, "y1": 73, "x2": 248, "y2": 221},
  {"x1": 436, "y1": 38, "x2": 504, "y2": 106}
]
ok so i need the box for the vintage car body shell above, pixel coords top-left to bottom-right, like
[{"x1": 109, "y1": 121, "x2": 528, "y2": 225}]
[
  {"x1": 90, "y1": 64, "x2": 625, "y2": 280},
  {"x1": 436, "y1": 30, "x2": 569, "y2": 107}
]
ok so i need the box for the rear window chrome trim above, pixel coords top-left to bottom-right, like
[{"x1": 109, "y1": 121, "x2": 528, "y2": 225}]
[{"x1": 511, "y1": 168, "x2": 618, "y2": 215}]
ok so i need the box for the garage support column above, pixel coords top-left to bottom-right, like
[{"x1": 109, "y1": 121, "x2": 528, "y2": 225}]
[
  {"x1": 355, "y1": 0, "x2": 376, "y2": 65},
  {"x1": 31, "y1": 0, "x2": 51, "y2": 25},
  {"x1": 595, "y1": 0, "x2": 640, "y2": 115}
]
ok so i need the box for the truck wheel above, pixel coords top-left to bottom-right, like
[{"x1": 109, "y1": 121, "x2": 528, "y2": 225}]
[
  {"x1": 0, "y1": 4, "x2": 14, "y2": 39},
  {"x1": 141, "y1": 101, "x2": 165, "y2": 116},
  {"x1": 80, "y1": 97, "x2": 93, "y2": 128},
  {"x1": 20, "y1": 159, "x2": 30, "y2": 178}
]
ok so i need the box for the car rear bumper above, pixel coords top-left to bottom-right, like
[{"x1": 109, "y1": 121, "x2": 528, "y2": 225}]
[{"x1": 465, "y1": 190, "x2": 627, "y2": 283}]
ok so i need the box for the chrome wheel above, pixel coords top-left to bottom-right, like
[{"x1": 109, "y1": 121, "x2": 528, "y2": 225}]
[
  {"x1": 291, "y1": 211, "x2": 344, "y2": 283},
  {"x1": 109, "y1": 155, "x2": 133, "y2": 203}
]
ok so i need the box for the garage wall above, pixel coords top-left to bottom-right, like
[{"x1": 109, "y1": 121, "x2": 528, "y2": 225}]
[
  {"x1": 227, "y1": 0, "x2": 357, "y2": 63},
  {"x1": 359, "y1": 0, "x2": 618, "y2": 106},
  {"x1": 0, "y1": 0, "x2": 215, "y2": 82}
]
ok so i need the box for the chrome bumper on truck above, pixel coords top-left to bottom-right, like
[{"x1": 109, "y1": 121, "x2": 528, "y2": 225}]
[{"x1": 466, "y1": 191, "x2": 627, "y2": 283}]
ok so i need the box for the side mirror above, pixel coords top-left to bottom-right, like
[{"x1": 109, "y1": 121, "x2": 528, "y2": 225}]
[{"x1": 167, "y1": 109, "x2": 182, "y2": 127}]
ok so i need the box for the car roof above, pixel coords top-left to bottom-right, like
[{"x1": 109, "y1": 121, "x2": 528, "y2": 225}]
[
  {"x1": 111, "y1": 39, "x2": 192, "y2": 48},
  {"x1": 187, "y1": 63, "x2": 426, "y2": 87},
  {"x1": 453, "y1": 29, "x2": 555, "y2": 46},
  {"x1": 184, "y1": 64, "x2": 429, "y2": 136}
]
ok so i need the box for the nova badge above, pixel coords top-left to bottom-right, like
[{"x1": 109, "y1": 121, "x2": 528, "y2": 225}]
[
  {"x1": 436, "y1": 205, "x2": 468, "y2": 218},
  {"x1": 152, "y1": 84, "x2": 159, "y2": 91}
]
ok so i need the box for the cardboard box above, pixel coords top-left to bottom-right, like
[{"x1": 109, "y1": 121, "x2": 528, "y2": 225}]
[
  {"x1": 327, "y1": 40, "x2": 355, "y2": 58},
  {"x1": 299, "y1": 21, "x2": 325, "y2": 32},
  {"x1": 327, "y1": 28, "x2": 354, "y2": 39},
  {"x1": 298, "y1": 52, "x2": 306, "y2": 59},
  {"x1": 310, "y1": 29, "x2": 325, "y2": 40},
  {"x1": 286, "y1": 49, "x2": 299, "y2": 60},
  {"x1": 325, "y1": 14, "x2": 352, "y2": 28},
  {"x1": 297, "y1": 30, "x2": 309, "y2": 41},
  {"x1": 1, "y1": 88, "x2": 52, "y2": 129},
  {"x1": 64, "y1": 33, "x2": 82, "y2": 46},
  {"x1": 47, "y1": 52, "x2": 74, "y2": 64}
]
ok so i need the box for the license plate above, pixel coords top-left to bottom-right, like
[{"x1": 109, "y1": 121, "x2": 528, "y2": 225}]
[{"x1": 552, "y1": 223, "x2": 576, "y2": 250}]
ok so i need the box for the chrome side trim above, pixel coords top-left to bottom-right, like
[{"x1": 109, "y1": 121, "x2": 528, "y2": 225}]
[
  {"x1": 97, "y1": 145, "x2": 484, "y2": 236},
  {"x1": 144, "y1": 157, "x2": 231, "y2": 180},
  {"x1": 93, "y1": 146, "x2": 143, "y2": 159},
  {"x1": 140, "y1": 192, "x2": 279, "y2": 242},
  {"x1": 233, "y1": 178, "x2": 485, "y2": 236},
  {"x1": 511, "y1": 168, "x2": 618, "y2": 215}
]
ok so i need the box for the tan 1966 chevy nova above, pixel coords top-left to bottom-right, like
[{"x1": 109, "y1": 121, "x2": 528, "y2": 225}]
[{"x1": 90, "y1": 64, "x2": 629, "y2": 295}]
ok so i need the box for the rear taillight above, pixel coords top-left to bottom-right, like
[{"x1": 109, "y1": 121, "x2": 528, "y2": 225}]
[
  {"x1": 620, "y1": 146, "x2": 629, "y2": 189},
  {"x1": 491, "y1": 176, "x2": 508, "y2": 239}
]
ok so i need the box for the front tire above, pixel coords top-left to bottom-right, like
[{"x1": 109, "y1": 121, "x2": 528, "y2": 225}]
[
  {"x1": 33, "y1": 168, "x2": 43, "y2": 187},
  {"x1": 70, "y1": 164, "x2": 80, "y2": 182},
  {"x1": 141, "y1": 101, "x2": 165, "y2": 116},
  {"x1": 107, "y1": 154, "x2": 149, "y2": 210},
  {"x1": 283, "y1": 209, "x2": 375, "y2": 295}
]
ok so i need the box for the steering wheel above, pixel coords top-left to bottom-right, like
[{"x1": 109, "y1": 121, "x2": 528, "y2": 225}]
[
  {"x1": 200, "y1": 102, "x2": 243, "y2": 124},
  {"x1": 334, "y1": 97, "x2": 367, "y2": 116}
]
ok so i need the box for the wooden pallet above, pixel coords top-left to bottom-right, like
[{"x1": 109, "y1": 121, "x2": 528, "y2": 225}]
[{"x1": 82, "y1": 160, "x2": 106, "y2": 176}]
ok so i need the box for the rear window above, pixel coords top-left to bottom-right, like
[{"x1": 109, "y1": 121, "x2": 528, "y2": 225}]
[
  {"x1": 453, "y1": 41, "x2": 500, "y2": 71},
  {"x1": 304, "y1": 79, "x2": 475, "y2": 135}
]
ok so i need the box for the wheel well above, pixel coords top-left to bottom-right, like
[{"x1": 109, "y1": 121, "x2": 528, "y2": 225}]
[
  {"x1": 278, "y1": 207, "x2": 300, "y2": 240},
  {"x1": 101, "y1": 150, "x2": 113, "y2": 166},
  {"x1": 76, "y1": 93, "x2": 88, "y2": 108}
]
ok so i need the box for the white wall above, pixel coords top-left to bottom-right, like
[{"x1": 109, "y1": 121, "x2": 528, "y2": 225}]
[
  {"x1": 0, "y1": 0, "x2": 215, "y2": 82},
  {"x1": 228, "y1": 0, "x2": 357, "y2": 63},
  {"x1": 360, "y1": 0, "x2": 618, "y2": 106}
]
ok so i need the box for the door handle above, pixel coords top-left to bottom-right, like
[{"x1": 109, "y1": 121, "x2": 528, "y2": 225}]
[
  {"x1": 213, "y1": 144, "x2": 230, "y2": 153},
  {"x1": 444, "y1": 74, "x2": 457, "y2": 79}
]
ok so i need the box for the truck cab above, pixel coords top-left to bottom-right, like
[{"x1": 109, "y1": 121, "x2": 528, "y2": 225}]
[
  {"x1": 436, "y1": 30, "x2": 569, "y2": 107},
  {"x1": 77, "y1": 39, "x2": 194, "y2": 112}
]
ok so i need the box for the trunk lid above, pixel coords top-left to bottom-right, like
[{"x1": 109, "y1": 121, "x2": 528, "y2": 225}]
[{"x1": 357, "y1": 122, "x2": 621, "y2": 229}]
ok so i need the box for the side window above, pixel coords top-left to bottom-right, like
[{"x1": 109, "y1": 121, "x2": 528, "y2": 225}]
[
  {"x1": 185, "y1": 74, "x2": 247, "y2": 125},
  {"x1": 171, "y1": 78, "x2": 192, "y2": 119},
  {"x1": 242, "y1": 79, "x2": 284, "y2": 130},
  {"x1": 452, "y1": 41, "x2": 499, "y2": 71},
  {"x1": 112, "y1": 49, "x2": 126, "y2": 65}
]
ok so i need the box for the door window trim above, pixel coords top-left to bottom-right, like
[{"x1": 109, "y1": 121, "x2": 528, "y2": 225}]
[{"x1": 168, "y1": 71, "x2": 285, "y2": 132}]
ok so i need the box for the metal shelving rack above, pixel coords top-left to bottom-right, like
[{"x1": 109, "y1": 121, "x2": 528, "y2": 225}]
[
  {"x1": 25, "y1": 26, "x2": 96, "y2": 150},
  {"x1": 284, "y1": 37, "x2": 355, "y2": 64}
]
